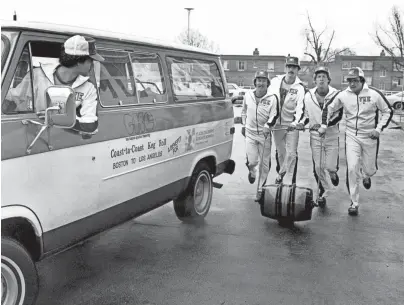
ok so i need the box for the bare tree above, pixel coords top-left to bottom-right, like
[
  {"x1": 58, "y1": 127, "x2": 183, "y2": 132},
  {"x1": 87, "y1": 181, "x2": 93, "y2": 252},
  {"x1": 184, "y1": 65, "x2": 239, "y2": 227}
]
[
  {"x1": 373, "y1": 6, "x2": 404, "y2": 71},
  {"x1": 177, "y1": 29, "x2": 220, "y2": 53},
  {"x1": 303, "y1": 13, "x2": 355, "y2": 65}
]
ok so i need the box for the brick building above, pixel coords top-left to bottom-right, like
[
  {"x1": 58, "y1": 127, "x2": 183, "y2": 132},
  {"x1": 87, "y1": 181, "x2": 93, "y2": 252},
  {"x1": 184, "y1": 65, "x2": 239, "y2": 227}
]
[
  {"x1": 220, "y1": 48, "x2": 404, "y2": 91},
  {"x1": 221, "y1": 48, "x2": 287, "y2": 87}
]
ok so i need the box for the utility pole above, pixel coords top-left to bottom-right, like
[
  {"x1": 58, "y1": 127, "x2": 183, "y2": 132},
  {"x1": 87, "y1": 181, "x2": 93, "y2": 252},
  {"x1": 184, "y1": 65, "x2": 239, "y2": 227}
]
[{"x1": 184, "y1": 8, "x2": 194, "y2": 44}]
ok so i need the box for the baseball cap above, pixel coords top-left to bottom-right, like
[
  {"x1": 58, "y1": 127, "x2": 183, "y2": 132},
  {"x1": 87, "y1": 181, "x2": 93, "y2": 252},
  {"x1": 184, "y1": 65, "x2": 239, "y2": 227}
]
[
  {"x1": 314, "y1": 65, "x2": 331, "y2": 78},
  {"x1": 254, "y1": 70, "x2": 269, "y2": 80},
  {"x1": 285, "y1": 56, "x2": 300, "y2": 69},
  {"x1": 64, "y1": 35, "x2": 104, "y2": 62},
  {"x1": 346, "y1": 67, "x2": 364, "y2": 79},
  {"x1": 253, "y1": 69, "x2": 270, "y2": 86},
  {"x1": 314, "y1": 65, "x2": 329, "y2": 74}
]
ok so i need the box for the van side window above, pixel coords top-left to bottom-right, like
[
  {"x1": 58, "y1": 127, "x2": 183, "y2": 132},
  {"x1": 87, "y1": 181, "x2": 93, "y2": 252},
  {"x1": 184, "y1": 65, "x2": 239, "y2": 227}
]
[
  {"x1": 2, "y1": 41, "x2": 67, "y2": 115},
  {"x1": 97, "y1": 49, "x2": 137, "y2": 106},
  {"x1": 166, "y1": 56, "x2": 225, "y2": 101},
  {"x1": 130, "y1": 52, "x2": 167, "y2": 104},
  {"x1": 2, "y1": 44, "x2": 34, "y2": 114}
]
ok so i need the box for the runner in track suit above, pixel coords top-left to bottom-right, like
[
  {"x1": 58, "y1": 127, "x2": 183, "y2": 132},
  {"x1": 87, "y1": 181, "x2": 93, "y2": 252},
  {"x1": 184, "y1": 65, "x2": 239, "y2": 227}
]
[
  {"x1": 241, "y1": 70, "x2": 279, "y2": 201},
  {"x1": 292, "y1": 66, "x2": 342, "y2": 207},
  {"x1": 319, "y1": 67, "x2": 393, "y2": 215},
  {"x1": 269, "y1": 56, "x2": 306, "y2": 185}
]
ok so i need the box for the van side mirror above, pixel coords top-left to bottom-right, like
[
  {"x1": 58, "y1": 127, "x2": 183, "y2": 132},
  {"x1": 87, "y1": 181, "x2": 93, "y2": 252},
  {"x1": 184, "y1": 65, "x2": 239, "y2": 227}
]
[
  {"x1": 22, "y1": 86, "x2": 77, "y2": 154},
  {"x1": 45, "y1": 86, "x2": 76, "y2": 128}
]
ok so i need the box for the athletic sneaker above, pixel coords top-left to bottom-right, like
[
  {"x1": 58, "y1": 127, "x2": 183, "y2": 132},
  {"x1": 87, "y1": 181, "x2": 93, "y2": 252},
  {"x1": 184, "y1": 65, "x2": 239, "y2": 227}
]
[
  {"x1": 363, "y1": 177, "x2": 371, "y2": 190},
  {"x1": 255, "y1": 190, "x2": 263, "y2": 202},
  {"x1": 248, "y1": 172, "x2": 256, "y2": 184},
  {"x1": 329, "y1": 172, "x2": 339, "y2": 186},
  {"x1": 348, "y1": 203, "x2": 359, "y2": 216},
  {"x1": 317, "y1": 196, "x2": 326, "y2": 208}
]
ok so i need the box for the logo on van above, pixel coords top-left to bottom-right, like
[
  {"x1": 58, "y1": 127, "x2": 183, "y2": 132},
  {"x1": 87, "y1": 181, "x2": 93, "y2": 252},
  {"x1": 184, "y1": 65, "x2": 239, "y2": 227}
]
[
  {"x1": 185, "y1": 128, "x2": 195, "y2": 151},
  {"x1": 123, "y1": 112, "x2": 155, "y2": 135}
]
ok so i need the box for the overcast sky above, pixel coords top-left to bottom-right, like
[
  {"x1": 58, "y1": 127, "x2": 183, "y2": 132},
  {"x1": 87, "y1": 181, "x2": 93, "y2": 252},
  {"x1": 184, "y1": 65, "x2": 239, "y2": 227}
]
[{"x1": 1, "y1": 0, "x2": 403, "y2": 58}]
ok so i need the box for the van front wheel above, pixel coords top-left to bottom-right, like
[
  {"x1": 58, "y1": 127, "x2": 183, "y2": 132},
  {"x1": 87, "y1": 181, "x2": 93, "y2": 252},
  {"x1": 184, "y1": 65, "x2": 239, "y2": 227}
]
[
  {"x1": 174, "y1": 162, "x2": 213, "y2": 221},
  {"x1": 1, "y1": 237, "x2": 39, "y2": 305}
]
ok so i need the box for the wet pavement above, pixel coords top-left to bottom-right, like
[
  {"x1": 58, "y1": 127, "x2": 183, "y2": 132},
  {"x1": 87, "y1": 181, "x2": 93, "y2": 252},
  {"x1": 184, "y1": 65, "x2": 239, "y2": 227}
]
[{"x1": 36, "y1": 110, "x2": 404, "y2": 305}]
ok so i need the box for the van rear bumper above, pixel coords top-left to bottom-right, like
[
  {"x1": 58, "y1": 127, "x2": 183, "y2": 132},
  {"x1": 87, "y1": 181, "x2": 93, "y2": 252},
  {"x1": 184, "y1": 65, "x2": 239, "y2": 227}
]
[{"x1": 215, "y1": 159, "x2": 235, "y2": 177}]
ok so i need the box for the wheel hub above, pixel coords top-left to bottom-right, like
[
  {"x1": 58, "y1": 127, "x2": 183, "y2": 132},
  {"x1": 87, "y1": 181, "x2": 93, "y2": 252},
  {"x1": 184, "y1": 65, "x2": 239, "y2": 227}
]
[
  {"x1": 1, "y1": 262, "x2": 19, "y2": 305},
  {"x1": 194, "y1": 173, "x2": 211, "y2": 214}
]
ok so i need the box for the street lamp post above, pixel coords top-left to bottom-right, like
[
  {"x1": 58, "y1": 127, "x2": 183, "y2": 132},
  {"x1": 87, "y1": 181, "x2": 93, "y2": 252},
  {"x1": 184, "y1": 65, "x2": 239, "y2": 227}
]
[{"x1": 184, "y1": 8, "x2": 194, "y2": 44}]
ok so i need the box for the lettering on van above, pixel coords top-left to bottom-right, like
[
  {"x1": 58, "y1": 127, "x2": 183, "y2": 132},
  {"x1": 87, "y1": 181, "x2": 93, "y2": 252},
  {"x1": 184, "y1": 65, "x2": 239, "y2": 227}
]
[
  {"x1": 110, "y1": 145, "x2": 144, "y2": 158},
  {"x1": 123, "y1": 112, "x2": 155, "y2": 136},
  {"x1": 195, "y1": 129, "x2": 215, "y2": 145},
  {"x1": 168, "y1": 136, "x2": 182, "y2": 155},
  {"x1": 113, "y1": 160, "x2": 128, "y2": 169},
  {"x1": 126, "y1": 133, "x2": 151, "y2": 142}
]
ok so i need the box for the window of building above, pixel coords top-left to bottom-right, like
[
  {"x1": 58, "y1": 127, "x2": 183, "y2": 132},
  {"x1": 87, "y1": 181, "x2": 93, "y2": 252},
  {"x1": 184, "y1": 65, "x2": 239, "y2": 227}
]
[
  {"x1": 253, "y1": 61, "x2": 257, "y2": 68},
  {"x1": 223, "y1": 60, "x2": 229, "y2": 71},
  {"x1": 361, "y1": 61, "x2": 373, "y2": 71},
  {"x1": 379, "y1": 83, "x2": 385, "y2": 91},
  {"x1": 380, "y1": 69, "x2": 386, "y2": 77},
  {"x1": 167, "y1": 56, "x2": 225, "y2": 101},
  {"x1": 393, "y1": 77, "x2": 403, "y2": 87},
  {"x1": 365, "y1": 76, "x2": 372, "y2": 85},
  {"x1": 267, "y1": 61, "x2": 275, "y2": 72},
  {"x1": 393, "y1": 63, "x2": 404, "y2": 71},
  {"x1": 342, "y1": 61, "x2": 351, "y2": 70},
  {"x1": 238, "y1": 61, "x2": 246, "y2": 71}
]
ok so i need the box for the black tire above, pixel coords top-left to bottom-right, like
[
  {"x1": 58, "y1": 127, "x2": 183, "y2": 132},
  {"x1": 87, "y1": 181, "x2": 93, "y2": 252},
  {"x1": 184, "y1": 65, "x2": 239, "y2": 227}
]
[
  {"x1": 1, "y1": 237, "x2": 39, "y2": 305},
  {"x1": 393, "y1": 102, "x2": 403, "y2": 111},
  {"x1": 173, "y1": 162, "x2": 213, "y2": 221}
]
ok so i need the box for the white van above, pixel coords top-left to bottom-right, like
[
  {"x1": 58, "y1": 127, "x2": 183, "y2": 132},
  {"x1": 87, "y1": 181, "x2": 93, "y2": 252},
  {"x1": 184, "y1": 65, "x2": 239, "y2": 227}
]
[{"x1": 1, "y1": 20, "x2": 235, "y2": 305}]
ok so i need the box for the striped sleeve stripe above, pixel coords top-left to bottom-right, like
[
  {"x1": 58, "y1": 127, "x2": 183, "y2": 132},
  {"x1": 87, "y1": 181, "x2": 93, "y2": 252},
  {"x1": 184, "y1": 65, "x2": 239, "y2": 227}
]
[
  {"x1": 328, "y1": 108, "x2": 343, "y2": 126},
  {"x1": 267, "y1": 94, "x2": 279, "y2": 126},
  {"x1": 369, "y1": 86, "x2": 393, "y2": 131},
  {"x1": 294, "y1": 85, "x2": 306, "y2": 122},
  {"x1": 321, "y1": 90, "x2": 341, "y2": 125}
]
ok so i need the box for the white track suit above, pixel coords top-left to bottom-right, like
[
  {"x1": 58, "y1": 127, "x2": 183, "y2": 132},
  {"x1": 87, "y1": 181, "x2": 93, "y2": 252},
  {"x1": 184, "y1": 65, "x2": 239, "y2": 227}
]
[
  {"x1": 293, "y1": 86, "x2": 343, "y2": 198},
  {"x1": 241, "y1": 90, "x2": 279, "y2": 192},
  {"x1": 269, "y1": 75, "x2": 306, "y2": 184},
  {"x1": 321, "y1": 84, "x2": 393, "y2": 206}
]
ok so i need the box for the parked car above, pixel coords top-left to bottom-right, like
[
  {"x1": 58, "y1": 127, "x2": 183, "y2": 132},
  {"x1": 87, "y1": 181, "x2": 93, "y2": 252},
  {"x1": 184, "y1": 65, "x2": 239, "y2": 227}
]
[
  {"x1": 227, "y1": 83, "x2": 242, "y2": 97},
  {"x1": 386, "y1": 91, "x2": 404, "y2": 110},
  {"x1": 241, "y1": 85, "x2": 254, "y2": 90},
  {"x1": 227, "y1": 83, "x2": 248, "y2": 104}
]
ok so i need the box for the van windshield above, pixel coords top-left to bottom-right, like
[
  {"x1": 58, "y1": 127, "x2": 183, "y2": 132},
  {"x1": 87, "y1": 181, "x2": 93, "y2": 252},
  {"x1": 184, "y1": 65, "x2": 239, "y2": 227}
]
[{"x1": 1, "y1": 31, "x2": 18, "y2": 71}]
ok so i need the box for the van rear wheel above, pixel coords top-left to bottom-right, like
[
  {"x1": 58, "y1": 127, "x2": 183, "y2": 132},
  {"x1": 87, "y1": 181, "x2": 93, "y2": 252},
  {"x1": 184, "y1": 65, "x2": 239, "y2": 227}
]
[
  {"x1": 1, "y1": 237, "x2": 39, "y2": 305},
  {"x1": 174, "y1": 162, "x2": 213, "y2": 221}
]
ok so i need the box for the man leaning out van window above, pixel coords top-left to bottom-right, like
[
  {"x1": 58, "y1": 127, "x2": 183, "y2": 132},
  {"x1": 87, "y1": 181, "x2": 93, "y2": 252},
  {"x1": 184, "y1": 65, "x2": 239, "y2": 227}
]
[{"x1": 4, "y1": 35, "x2": 104, "y2": 133}]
